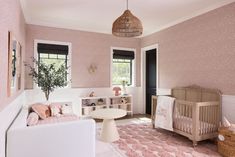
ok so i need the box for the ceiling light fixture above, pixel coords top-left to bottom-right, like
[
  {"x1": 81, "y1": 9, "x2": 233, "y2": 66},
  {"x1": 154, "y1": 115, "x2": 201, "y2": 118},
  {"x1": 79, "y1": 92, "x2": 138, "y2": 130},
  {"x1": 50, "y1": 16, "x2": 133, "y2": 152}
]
[{"x1": 112, "y1": 0, "x2": 143, "y2": 37}]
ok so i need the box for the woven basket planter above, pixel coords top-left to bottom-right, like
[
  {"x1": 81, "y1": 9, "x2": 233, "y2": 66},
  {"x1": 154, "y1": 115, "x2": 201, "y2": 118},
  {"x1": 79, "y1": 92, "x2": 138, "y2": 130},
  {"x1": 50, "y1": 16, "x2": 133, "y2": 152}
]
[
  {"x1": 112, "y1": 10, "x2": 143, "y2": 37},
  {"x1": 218, "y1": 127, "x2": 235, "y2": 157}
]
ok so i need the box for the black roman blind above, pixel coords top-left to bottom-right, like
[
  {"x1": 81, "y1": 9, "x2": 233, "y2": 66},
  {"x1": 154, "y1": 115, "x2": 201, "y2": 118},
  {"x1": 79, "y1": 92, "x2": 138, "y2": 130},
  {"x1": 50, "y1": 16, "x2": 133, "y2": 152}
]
[
  {"x1": 37, "y1": 43, "x2": 69, "y2": 55},
  {"x1": 113, "y1": 49, "x2": 135, "y2": 60}
]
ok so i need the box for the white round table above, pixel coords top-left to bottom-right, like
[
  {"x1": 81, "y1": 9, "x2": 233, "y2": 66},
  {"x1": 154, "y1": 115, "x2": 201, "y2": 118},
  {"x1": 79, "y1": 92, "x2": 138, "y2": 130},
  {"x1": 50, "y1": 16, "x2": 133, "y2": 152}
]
[{"x1": 90, "y1": 108, "x2": 127, "y2": 142}]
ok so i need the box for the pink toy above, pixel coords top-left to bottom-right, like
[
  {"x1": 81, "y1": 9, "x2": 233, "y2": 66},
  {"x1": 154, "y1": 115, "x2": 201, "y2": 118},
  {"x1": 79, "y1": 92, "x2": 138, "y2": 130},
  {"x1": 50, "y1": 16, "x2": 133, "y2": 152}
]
[{"x1": 113, "y1": 87, "x2": 121, "y2": 96}]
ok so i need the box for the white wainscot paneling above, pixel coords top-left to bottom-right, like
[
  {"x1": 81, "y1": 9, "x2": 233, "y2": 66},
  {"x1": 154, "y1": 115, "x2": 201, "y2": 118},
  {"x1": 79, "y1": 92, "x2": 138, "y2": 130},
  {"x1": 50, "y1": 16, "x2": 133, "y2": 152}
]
[
  {"x1": 24, "y1": 87, "x2": 143, "y2": 115},
  {"x1": 0, "y1": 93, "x2": 25, "y2": 157},
  {"x1": 1, "y1": 89, "x2": 235, "y2": 157},
  {"x1": 141, "y1": 88, "x2": 235, "y2": 124},
  {"x1": 222, "y1": 95, "x2": 235, "y2": 123},
  {"x1": 157, "y1": 88, "x2": 171, "y2": 96}
]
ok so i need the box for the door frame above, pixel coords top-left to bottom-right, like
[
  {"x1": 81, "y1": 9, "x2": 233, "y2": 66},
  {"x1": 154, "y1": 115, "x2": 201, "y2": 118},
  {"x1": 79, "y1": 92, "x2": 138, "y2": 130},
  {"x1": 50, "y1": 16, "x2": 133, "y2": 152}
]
[{"x1": 141, "y1": 44, "x2": 159, "y2": 114}]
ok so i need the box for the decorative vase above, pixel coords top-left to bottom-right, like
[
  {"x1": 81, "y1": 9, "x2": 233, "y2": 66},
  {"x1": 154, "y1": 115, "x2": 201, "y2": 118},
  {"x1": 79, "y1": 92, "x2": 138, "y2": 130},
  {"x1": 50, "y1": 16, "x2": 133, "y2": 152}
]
[
  {"x1": 122, "y1": 86, "x2": 127, "y2": 95},
  {"x1": 122, "y1": 80, "x2": 127, "y2": 95}
]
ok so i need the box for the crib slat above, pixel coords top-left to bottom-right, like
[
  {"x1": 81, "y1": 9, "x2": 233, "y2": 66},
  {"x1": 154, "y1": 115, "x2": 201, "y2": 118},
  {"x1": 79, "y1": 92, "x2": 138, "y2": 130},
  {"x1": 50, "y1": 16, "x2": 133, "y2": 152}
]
[
  {"x1": 181, "y1": 104, "x2": 184, "y2": 132},
  {"x1": 202, "y1": 106, "x2": 204, "y2": 134},
  {"x1": 207, "y1": 106, "x2": 210, "y2": 133},
  {"x1": 215, "y1": 106, "x2": 217, "y2": 131},
  {"x1": 201, "y1": 110, "x2": 203, "y2": 135},
  {"x1": 205, "y1": 106, "x2": 207, "y2": 134},
  {"x1": 182, "y1": 104, "x2": 184, "y2": 131},
  {"x1": 210, "y1": 106, "x2": 213, "y2": 133},
  {"x1": 186, "y1": 105, "x2": 189, "y2": 133},
  {"x1": 212, "y1": 106, "x2": 215, "y2": 132}
]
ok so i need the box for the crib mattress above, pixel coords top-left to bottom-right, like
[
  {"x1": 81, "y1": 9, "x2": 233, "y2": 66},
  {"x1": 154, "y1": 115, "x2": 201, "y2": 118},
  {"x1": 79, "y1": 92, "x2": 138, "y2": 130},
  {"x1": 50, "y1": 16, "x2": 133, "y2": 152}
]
[{"x1": 173, "y1": 116, "x2": 217, "y2": 135}]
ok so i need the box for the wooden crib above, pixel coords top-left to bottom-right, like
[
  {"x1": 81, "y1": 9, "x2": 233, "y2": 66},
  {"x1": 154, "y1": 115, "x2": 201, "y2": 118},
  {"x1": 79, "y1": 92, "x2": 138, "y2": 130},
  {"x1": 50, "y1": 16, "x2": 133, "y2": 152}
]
[{"x1": 151, "y1": 86, "x2": 222, "y2": 146}]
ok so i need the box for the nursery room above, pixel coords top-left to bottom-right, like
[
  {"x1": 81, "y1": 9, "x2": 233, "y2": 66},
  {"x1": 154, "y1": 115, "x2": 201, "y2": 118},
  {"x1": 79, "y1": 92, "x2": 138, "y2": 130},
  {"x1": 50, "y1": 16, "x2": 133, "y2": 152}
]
[{"x1": 0, "y1": 0, "x2": 235, "y2": 157}]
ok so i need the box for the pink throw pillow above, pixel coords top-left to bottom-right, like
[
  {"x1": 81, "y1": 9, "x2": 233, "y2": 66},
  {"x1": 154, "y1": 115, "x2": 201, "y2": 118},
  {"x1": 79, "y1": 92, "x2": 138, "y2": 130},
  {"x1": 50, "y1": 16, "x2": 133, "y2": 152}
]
[
  {"x1": 49, "y1": 103, "x2": 62, "y2": 117},
  {"x1": 31, "y1": 103, "x2": 51, "y2": 120},
  {"x1": 27, "y1": 112, "x2": 39, "y2": 126}
]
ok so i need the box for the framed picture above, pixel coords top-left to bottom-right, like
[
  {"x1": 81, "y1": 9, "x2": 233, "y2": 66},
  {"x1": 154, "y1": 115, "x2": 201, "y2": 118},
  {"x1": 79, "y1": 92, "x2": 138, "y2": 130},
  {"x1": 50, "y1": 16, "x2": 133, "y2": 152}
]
[
  {"x1": 7, "y1": 31, "x2": 13, "y2": 97},
  {"x1": 17, "y1": 43, "x2": 22, "y2": 90},
  {"x1": 7, "y1": 31, "x2": 21, "y2": 97}
]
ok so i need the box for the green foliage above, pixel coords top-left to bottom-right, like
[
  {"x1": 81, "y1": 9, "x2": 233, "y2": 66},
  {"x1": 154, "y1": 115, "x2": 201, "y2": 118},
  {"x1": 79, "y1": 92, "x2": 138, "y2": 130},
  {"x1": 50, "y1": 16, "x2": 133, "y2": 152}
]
[
  {"x1": 112, "y1": 59, "x2": 131, "y2": 85},
  {"x1": 25, "y1": 58, "x2": 69, "y2": 100}
]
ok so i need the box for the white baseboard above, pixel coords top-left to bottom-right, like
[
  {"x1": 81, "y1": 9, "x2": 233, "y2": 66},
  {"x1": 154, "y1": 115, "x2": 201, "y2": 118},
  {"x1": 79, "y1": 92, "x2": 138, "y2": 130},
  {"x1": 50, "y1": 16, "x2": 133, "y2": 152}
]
[
  {"x1": 222, "y1": 95, "x2": 235, "y2": 123},
  {"x1": 0, "y1": 92, "x2": 25, "y2": 157}
]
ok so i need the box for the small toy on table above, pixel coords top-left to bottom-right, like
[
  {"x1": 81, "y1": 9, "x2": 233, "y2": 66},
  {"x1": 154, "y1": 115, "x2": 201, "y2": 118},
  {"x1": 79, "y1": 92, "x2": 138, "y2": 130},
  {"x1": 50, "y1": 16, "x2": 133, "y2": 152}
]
[{"x1": 113, "y1": 87, "x2": 121, "y2": 96}]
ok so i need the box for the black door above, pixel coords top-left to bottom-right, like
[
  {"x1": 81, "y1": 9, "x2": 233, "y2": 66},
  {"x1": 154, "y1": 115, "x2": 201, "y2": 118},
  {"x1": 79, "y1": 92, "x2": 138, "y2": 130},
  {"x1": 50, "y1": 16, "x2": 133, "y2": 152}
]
[{"x1": 145, "y1": 49, "x2": 156, "y2": 115}]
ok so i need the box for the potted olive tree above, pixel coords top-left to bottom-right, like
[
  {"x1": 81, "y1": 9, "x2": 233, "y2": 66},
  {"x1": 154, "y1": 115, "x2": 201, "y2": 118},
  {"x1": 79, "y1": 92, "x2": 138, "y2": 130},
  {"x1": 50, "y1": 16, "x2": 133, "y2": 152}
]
[{"x1": 25, "y1": 58, "x2": 69, "y2": 101}]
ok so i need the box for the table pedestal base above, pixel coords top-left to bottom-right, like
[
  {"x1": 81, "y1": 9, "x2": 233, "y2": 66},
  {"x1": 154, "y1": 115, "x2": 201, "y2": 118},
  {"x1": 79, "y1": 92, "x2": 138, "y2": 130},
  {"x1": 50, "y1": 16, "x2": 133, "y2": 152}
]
[{"x1": 101, "y1": 119, "x2": 119, "y2": 142}]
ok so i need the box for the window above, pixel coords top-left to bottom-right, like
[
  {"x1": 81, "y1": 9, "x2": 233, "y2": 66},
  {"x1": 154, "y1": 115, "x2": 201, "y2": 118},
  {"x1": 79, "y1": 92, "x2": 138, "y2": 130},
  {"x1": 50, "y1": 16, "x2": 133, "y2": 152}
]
[
  {"x1": 37, "y1": 43, "x2": 69, "y2": 81},
  {"x1": 112, "y1": 49, "x2": 135, "y2": 86}
]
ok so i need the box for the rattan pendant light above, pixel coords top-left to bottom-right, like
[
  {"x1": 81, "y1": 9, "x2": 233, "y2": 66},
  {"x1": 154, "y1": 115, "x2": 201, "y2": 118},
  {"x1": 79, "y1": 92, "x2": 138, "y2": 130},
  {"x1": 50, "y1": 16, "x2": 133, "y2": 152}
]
[{"x1": 112, "y1": 0, "x2": 143, "y2": 37}]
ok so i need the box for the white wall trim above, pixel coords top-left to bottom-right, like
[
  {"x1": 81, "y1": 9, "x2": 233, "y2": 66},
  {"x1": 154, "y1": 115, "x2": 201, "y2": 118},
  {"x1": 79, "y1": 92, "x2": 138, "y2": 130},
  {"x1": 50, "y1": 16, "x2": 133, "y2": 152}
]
[
  {"x1": 0, "y1": 92, "x2": 25, "y2": 157},
  {"x1": 141, "y1": 44, "x2": 159, "y2": 114},
  {"x1": 33, "y1": 39, "x2": 72, "y2": 88},
  {"x1": 157, "y1": 88, "x2": 171, "y2": 96},
  {"x1": 222, "y1": 94, "x2": 235, "y2": 123},
  {"x1": 110, "y1": 47, "x2": 137, "y2": 87},
  {"x1": 19, "y1": 0, "x2": 31, "y2": 23},
  {"x1": 24, "y1": 86, "x2": 143, "y2": 114}
]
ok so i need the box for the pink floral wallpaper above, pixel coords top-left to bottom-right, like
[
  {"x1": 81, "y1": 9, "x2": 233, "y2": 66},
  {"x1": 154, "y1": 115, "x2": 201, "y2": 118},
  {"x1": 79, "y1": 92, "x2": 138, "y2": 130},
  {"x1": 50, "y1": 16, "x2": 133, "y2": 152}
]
[
  {"x1": 0, "y1": 1, "x2": 234, "y2": 111},
  {"x1": 25, "y1": 25, "x2": 141, "y2": 89},
  {"x1": 0, "y1": 0, "x2": 26, "y2": 110},
  {"x1": 141, "y1": 2, "x2": 235, "y2": 95}
]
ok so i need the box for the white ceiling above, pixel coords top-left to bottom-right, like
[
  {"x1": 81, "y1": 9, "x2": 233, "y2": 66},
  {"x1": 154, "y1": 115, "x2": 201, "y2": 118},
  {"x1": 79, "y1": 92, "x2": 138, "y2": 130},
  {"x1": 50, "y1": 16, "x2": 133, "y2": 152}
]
[{"x1": 20, "y1": 0, "x2": 235, "y2": 36}]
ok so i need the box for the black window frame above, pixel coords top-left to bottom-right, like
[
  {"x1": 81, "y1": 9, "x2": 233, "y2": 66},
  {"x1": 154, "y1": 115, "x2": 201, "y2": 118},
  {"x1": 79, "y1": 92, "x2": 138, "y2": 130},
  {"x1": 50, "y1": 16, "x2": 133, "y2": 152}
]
[
  {"x1": 38, "y1": 53, "x2": 68, "y2": 70},
  {"x1": 112, "y1": 49, "x2": 135, "y2": 86},
  {"x1": 37, "y1": 43, "x2": 69, "y2": 81}
]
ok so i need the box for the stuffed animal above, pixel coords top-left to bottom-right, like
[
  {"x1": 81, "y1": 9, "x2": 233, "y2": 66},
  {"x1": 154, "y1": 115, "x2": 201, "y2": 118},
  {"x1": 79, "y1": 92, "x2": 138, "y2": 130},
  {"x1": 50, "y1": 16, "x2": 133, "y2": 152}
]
[
  {"x1": 50, "y1": 104, "x2": 62, "y2": 117},
  {"x1": 61, "y1": 104, "x2": 73, "y2": 115},
  {"x1": 27, "y1": 112, "x2": 39, "y2": 126},
  {"x1": 120, "y1": 97, "x2": 128, "y2": 104}
]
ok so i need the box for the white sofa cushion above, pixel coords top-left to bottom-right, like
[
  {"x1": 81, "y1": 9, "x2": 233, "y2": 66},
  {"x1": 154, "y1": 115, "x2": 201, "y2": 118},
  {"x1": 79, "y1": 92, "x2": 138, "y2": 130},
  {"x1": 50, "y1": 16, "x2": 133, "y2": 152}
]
[{"x1": 7, "y1": 107, "x2": 95, "y2": 157}]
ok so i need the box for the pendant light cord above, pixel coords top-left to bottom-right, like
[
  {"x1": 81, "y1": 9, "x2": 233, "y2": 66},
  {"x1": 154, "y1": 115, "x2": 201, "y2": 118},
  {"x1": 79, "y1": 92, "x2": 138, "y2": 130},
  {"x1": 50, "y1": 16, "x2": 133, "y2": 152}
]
[{"x1": 127, "y1": 0, "x2": 129, "y2": 10}]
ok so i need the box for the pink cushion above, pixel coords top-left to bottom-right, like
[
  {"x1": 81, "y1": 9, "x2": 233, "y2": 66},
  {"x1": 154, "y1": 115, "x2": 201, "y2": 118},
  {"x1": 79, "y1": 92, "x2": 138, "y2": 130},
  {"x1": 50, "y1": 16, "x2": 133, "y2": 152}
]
[
  {"x1": 49, "y1": 103, "x2": 62, "y2": 116},
  {"x1": 31, "y1": 103, "x2": 51, "y2": 120},
  {"x1": 49, "y1": 103, "x2": 62, "y2": 109},
  {"x1": 27, "y1": 112, "x2": 39, "y2": 126},
  {"x1": 36, "y1": 115, "x2": 79, "y2": 125}
]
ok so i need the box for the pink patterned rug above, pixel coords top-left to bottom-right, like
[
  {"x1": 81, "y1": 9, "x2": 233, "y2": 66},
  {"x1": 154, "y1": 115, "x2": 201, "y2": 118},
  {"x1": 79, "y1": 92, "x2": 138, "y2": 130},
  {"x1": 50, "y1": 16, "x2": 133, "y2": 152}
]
[{"x1": 111, "y1": 123, "x2": 221, "y2": 157}]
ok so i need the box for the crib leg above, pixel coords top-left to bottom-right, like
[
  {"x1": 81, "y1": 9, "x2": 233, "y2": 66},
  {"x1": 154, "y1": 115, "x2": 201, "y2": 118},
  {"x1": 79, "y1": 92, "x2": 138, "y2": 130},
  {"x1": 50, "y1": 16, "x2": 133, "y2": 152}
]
[{"x1": 193, "y1": 141, "x2": 198, "y2": 147}]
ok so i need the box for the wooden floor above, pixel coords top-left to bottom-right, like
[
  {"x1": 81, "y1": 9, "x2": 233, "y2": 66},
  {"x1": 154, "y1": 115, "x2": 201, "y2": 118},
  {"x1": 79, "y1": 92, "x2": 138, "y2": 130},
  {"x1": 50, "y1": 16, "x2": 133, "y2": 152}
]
[
  {"x1": 94, "y1": 114, "x2": 151, "y2": 122},
  {"x1": 121, "y1": 114, "x2": 151, "y2": 119}
]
